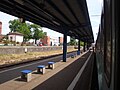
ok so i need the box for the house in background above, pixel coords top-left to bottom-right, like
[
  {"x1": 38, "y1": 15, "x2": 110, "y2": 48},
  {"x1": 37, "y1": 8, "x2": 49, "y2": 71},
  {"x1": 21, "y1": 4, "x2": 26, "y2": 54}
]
[
  {"x1": 40, "y1": 36, "x2": 50, "y2": 46},
  {"x1": 41, "y1": 36, "x2": 63, "y2": 46},
  {"x1": 50, "y1": 37, "x2": 59, "y2": 46},
  {"x1": 7, "y1": 32, "x2": 23, "y2": 43},
  {"x1": 0, "y1": 21, "x2": 6, "y2": 43},
  {"x1": 59, "y1": 37, "x2": 63, "y2": 45}
]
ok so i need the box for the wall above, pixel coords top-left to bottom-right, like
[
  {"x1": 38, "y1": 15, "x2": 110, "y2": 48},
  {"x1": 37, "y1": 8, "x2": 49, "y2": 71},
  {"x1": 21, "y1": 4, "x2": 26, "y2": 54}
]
[
  {"x1": 59, "y1": 37, "x2": 63, "y2": 44},
  {"x1": 8, "y1": 35, "x2": 23, "y2": 42},
  {"x1": 41, "y1": 36, "x2": 50, "y2": 46},
  {"x1": 16, "y1": 35, "x2": 23, "y2": 42},
  {"x1": 8, "y1": 35, "x2": 16, "y2": 41},
  {"x1": 0, "y1": 46, "x2": 75, "y2": 54},
  {"x1": 50, "y1": 37, "x2": 59, "y2": 46},
  {"x1": 41, "y1": 36, "x2": 63, "y2": 46}
]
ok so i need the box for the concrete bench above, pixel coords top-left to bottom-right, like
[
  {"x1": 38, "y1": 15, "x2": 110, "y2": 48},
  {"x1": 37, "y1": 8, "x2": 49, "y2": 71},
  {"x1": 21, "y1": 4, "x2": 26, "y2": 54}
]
[
  {"x1": 74, "y1": 53, "x2": 77, "y2": 57},
  {"x1": 21, "y1": 70, "x2": 32, "y2": 82},
  {"x1": 71, "y1": 54, "x2": 75, "y2": 58},
  {"x1": 48, "y1": 62, "x2": 55, "y2": 69},
  {"x1": 37, "y1": 65, "x2": 45, "y2": 74}
]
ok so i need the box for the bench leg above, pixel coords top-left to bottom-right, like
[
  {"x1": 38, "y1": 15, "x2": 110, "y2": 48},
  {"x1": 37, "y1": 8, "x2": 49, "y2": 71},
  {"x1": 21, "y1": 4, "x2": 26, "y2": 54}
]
[
  {"x1": 48, "y1": 64, "x2": 51, "y2": 69},
  {"x1": 48, "y1": 64, "x2": 54, "y2": 69},
  {"x1": 37, "y1": 68, "x2": 40, "y2": 73},
  {"x1": 37, "y1": 68, "x2": 45, "y2": 74},
  {"x1": 27, "y1": 73, "x2": 32, "y2": 82},
  {"x1": 42, "y1": 67, "x2": 45, "y2": 74},
  {"x1": 52, "y1": 64, "x2": 55, "y2": 69},
  {"x1": 21, "y1": 73, "x2": 26, "y2": 79},
  {"x1": 21, "y1": 73, "x2": 32, "y2": 82}
]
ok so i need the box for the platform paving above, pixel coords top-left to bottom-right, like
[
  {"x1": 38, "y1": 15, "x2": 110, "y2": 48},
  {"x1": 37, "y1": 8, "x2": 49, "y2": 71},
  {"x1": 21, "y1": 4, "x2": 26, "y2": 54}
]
[{"x1": 0, "y1": 51, "x2": 93, "y2": 90}]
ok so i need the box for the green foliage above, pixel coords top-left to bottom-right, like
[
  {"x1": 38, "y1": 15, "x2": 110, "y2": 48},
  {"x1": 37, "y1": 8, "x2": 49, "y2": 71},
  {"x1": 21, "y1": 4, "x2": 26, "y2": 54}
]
[
  {"x1": 11, "y1": 41, "x2": 16, "y2": 46},
  {"x1": 9, "y1": 19, "x2": 20, "y2": 32},
  {"x1": 18, "y1": 23, "x2": 31, "y2": 42},
  {"x1": 30, "y1": 24, "x2": 46, "y2": 44},
  {"x1": 68, "y1": 38, "x2": 84, "y2": 46},
  {"x1": 9, "y1": 19, "x2": 46, "y2": 43},
  {"x1": 80, "y1": 41, "x2": 84, "y2": 46},
  {"x1": 3, "y1": 39, "x2": 10, "y2": 46},
  {"x1": 68, "y1": 37, "x2": 77, "y2": 46},
  {"x1": 9, "y1": 19, "x2": 31, "y2": 42}
]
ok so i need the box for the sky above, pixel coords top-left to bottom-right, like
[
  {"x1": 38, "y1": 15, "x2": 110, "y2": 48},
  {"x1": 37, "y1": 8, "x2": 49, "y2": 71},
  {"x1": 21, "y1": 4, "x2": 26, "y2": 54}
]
[
  {"x1": 0, "y1": 0, "x2": 102, "y2": 42},
  {"x1": 86, "y1": 0, "x2": 103, "y2": 41}
]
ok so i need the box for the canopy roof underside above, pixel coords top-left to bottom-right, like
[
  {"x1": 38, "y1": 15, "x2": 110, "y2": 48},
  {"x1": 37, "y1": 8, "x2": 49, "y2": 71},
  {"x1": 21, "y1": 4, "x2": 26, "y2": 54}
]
[{"x1": 0, "y1": 0, "x2": 94, "y2": 43}]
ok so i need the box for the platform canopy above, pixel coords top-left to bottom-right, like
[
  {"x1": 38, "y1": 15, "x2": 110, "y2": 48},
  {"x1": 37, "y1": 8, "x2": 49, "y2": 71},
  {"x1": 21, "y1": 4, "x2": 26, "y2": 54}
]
[{"x1": 0, "y1": 0, "x2": 94, "y2": 43}]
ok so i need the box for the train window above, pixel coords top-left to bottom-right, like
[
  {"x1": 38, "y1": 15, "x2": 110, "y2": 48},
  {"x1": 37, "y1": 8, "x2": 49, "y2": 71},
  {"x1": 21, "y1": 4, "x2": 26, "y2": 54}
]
[
  {"x1": 104, "y1": 2, "x2": 112, "y2": 87},
  {"x1": 104, "y1": 39, "x2": 111, "y2": 86}
]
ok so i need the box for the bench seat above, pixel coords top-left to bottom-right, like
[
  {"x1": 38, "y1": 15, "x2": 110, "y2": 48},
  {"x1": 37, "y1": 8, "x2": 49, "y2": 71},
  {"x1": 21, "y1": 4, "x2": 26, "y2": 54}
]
[
  {"x1": 48, "y1": 62, "x2": 55, "y2": 69},
  {"x1": 21, "y1": 70, "x2": 32, "y2": 82},
  {"x1": 37, "y1": 65, "x2": 45, "y2": 74}
]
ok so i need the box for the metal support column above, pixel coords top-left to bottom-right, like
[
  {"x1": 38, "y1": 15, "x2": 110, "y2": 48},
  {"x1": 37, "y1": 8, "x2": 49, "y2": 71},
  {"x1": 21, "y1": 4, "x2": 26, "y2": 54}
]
[
  {"x1": 63, "y1": 31, "x2": 67, "y2": 62},
  {"x1": 83, "y1": 42, "x2": 86, "y2": 52},
  {"x1": 77, "y1": 38, "x2": 80, "y2": 55},
  {"x1": 87, "y1": 42, "x2": 89, "y2": 50}
]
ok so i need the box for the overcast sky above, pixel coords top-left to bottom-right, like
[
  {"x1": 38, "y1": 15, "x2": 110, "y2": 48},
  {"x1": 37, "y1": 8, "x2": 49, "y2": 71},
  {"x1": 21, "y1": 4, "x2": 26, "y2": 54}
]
[{"x1": 0, "y1": 0, "x2": 103, "y2": 41}]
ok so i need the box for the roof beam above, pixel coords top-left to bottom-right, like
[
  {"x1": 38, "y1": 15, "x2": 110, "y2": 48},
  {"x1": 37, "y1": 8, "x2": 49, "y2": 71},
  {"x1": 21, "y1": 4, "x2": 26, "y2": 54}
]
[
  {"x1": 46, "y1": 0, "x2": 74, "y2": 25},
  {"x1": 63, "y1": 0, "x2": 89, "y2": 37},
  {"x1": 8, "y1": 0, "x2": 58, "y2": 27},
  {"x1": 63, "y1": 0, "x2": 81, "y2": 25},
  {"x1": 24, "y1": 0, "x2": 67, "y2": 26},
  {"x1": 77, "y1": 0, "x2": 91, "y2": 36}
]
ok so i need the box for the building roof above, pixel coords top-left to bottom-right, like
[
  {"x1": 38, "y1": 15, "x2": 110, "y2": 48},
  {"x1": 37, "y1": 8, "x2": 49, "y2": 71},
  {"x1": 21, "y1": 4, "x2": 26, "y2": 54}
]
[{"x1": 7, "y1": 32, "x2": 23, "y2": 36}]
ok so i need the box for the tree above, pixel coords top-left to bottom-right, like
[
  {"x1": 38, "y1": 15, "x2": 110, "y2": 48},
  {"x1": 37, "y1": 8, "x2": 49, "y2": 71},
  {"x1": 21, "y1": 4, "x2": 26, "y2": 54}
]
[
  {"x1": 80, "y1": 41, "x2": 84, "y2": 46},
  {"x1": 30, "y1": 24, "x2": 46, "y2": 44},
  {"x1": 9, "y1": 19, "x2": 20, "y2": 32},
  {"x1": 18, "y1": 23, "x2": 31, "y2": 42},
  {"x1": 9, "y1": 19, "x2": 31, "y2": 42},
  {"x1": 9, "y1": 19, "x2": 46, "y2": 43},
  {"x1": 68, "y1": 37, "x2": 77, "y2": 46}
]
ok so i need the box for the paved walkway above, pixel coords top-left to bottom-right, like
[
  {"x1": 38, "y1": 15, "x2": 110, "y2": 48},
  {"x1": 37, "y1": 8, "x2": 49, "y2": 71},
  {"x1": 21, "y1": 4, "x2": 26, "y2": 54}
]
[{"x1": 0, "y1": 51, "x2": 93, "y2": 90}]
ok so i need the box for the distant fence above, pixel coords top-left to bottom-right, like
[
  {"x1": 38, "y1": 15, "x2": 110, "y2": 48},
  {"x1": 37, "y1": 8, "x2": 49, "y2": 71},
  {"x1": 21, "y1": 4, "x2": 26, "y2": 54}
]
[{"x1": 0, "y1": 46, "x2": 75, "y2": 54}]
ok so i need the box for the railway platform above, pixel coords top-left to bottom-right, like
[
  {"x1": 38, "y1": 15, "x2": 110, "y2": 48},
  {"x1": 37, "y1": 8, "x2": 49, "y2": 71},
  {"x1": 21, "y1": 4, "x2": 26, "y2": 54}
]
[{"x1": 0, "y1": 51, "x2": 95, "y2": 90}]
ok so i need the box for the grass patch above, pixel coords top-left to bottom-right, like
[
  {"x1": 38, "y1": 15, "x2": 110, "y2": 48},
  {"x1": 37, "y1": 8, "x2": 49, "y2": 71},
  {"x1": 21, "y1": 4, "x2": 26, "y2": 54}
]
[{"x1": 0, "y1": 48, "x2": 77, "y2": 65}]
